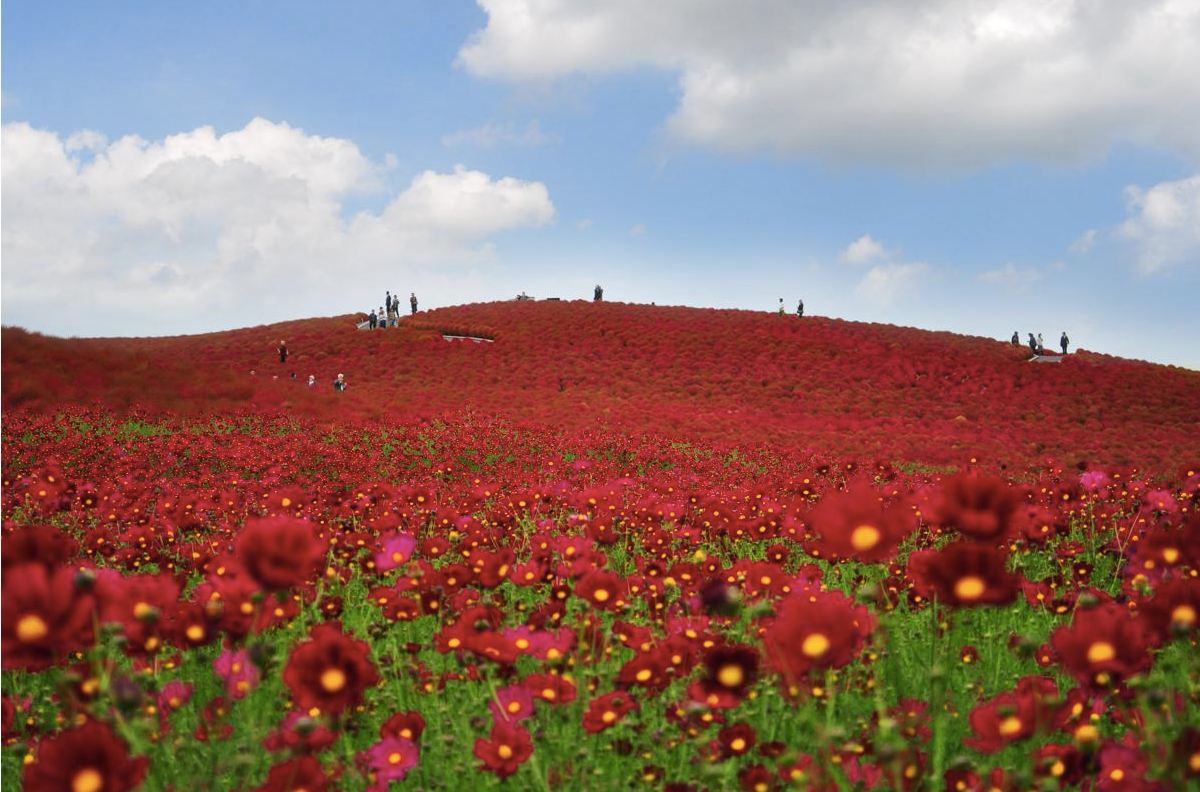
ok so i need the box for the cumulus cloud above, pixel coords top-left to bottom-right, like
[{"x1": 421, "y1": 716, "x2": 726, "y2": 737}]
[
  {"x1": 442, "y1": 119, "x2": 559, "y2": 148},
  {"x1": 841, "y1": 234, "x2": 887, "y2": 266},
  {"x1": 459, "y1": 0, "x2": 1200, "y2": 167},
  {"x1": 978, "y1": 262, "x2": 1044, "y2": 292},
  {"x1": 1069, "y1": 229, "x2": 1097, "y2": 255},
  {"x1": 1, "y1": 118, "x2": 555, "y2": 335},
  {"x1": 855, "y1": 261, "x2": 931, "y2": 305},
  {"x1": 1117, "y1": 174, "x2": 1200, "y2": 273}
]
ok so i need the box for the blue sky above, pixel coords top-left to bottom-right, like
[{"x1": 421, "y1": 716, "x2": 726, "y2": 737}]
[{"x1": 3, "y1": 1, "x2": 1198, "y2": 367}]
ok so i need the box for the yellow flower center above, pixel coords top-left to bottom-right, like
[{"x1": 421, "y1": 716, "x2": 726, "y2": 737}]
[
  {"x1": 730, "y1": 737, "x2": 747, "y2": 752},
  {"x1": 507, "y1": 701, "x2": 522, "y2": 713},
  {"x1": 802, "y1": 633, "x2": 831, "y2": 658},
  {"x1": 186, "y1": 624, "x2": 205, "y2": 642},
  {"x1": 953, "y1": 576, "x2": 986, "y2": 601},
  {"x1": 320, "y1": 668, "x2": 347, "y2": 692},
  {"x1": 133, "y1": 602, "x2": 155, "y2": 620},
  {"x1": 498, "y1": 745, "x2": 513, "y2": 759},
  {"x1": 72, "y1": 768, "x2": 104, "y2": 792},
  {"x1": 1171, "y1": 604, "x2": 1197, "y2": 627},
  {"x1": 635, "y1": 669, "x2": 652, "y2": 682},
  {"x1": 850, "y1": 525, "x2": 881, "y2": 551},
  {"x1": 601, "y1": 710, "x2": 617, "y2": 723},
  {"x1": 388, "y1": 751, "x2": 403, "y2": 765},
  {"x1": 16, "y1": 614, "x2": 49, "y2": 643},
  {"x1": 717, "y1": 664, "x2": 745, "y2": 688},
  {"x1": 1086, "y1": 641, "x2": 1115, "y2": 664},
  {"x1": 1162, "y1": 547, "x2": 1180, "y2": 564},
  {"x1": 998, "y1": 716, "x2": 1022, "y2": 737},
  {"x1": 592, "y1": 588, "x2": 610, "y2": 602}
]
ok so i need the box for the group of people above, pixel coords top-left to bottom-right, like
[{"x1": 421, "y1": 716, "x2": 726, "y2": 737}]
[
  {"x1": 1012, "y1": 331, "x2": 1069, "y2": 355},
  {"x1": 778, "y1": 298, "x2": 804, "y2": 317},
  {"x1": 368, "y1": 291, "x2": 419, "y2": 329},
  {"x1": 271, "y1": 339, "x2": 347, "y2": 391}
]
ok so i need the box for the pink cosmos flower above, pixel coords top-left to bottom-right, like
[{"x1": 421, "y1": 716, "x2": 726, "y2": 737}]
[
  {"x1": 214, "y1": 648, "x2": 260, "y2": 700},
  {"x1": 375, "y1": 532, "x2": 417, "y2": 573},
  {"x1": 362, "y1": 736, "x2": 419, "y2": 791}
]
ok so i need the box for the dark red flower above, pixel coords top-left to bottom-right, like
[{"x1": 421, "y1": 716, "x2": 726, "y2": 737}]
[
  {"x1": 907, "y1": 542, "x2": 1020, "y2": 608},
  {"x1": 935, "y1": 473, "x2": 1022, "y2": 541},
  {"x1": 253, "y1": 755, "x2": 330, "y2": 792},
  {"x1": 1140, "y1": 577, "x2": 1200, "y2": 644},
  {"x1": 964, "y1": 676, "x2": 1058, "y2": 754},
  {"x1": 474, "y1": 718, "x2": 533, "y2": 779},
  {"x1": 575, "y1": 570, "x2": 626, "y2": 610},
  {"x1": 807, "y1": 484, "x2": 911, "y2": 562},
  {"x1": 283, "y1": 622, "x2": 379, "y2": 716},
  {"x1": 23, "y1": 719, "x2": 148, "y2": 792},
  {"x1": 582, "y1": 691, "x2": 638, "y2": 734},
  {"x1": 2, "y1": 563, "x2": 96, "y2": 671},
  {"x1": 380, "y1": 710, "x2": 426, "y2": 743},
  {"x1": 761, "y1": 590, "x2": 876, "y2": 685},
  {"x1": 236, "y1": 516, "x2": 326, "y2": 591},
  {"x1": 1051, "y1": 603, "x2": 1154, "y2": 688}
]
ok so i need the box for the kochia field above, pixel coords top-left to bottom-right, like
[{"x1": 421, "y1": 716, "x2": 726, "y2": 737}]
[{"x1": 2, "y1": 300, "x2": 1199, "y2": 791}]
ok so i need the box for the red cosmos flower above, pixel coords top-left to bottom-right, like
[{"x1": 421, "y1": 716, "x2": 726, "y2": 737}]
[
  {"x1": 575, "y1": 570, "x2": 626, "y2": 610},
  {"x1": 1, "y1": 525, "x2": 79, "y2": 571},
  {"x1": 361, "y1": 737, "x2": 420, "y2": 790},
  {"x1": 235, "y1": 516, "x2": 326, "y2": 590},
  {"x1": 718, "y1": 722, "x2": 757, "y2": 758},
  {"x1": 2, "y1": 563, "x2": 96, "y2": 671},
  {"x1": 738, "y1": 764, "x2": 777, "y2": 792},
  {"x1": 23, "y1": 719, "x2": 148, "y2": 792},
  {"x1": 583, "y1": 691, "x2": 639, "y2": 733},
  {"x1": 906, "y1": 542, "x2": 1020, "y2": 608},
  {"x1": 490, "y1": 684, "x2": 537, "y2": 722},
  {"x1": 935, "y1": 473, "x2": 1022, "y2": 541},
  {"x1": 95, "y1": 570, "x2": 179, "y2": 656},
  {"x1": 373, "y1": 532, "x2": 417, "y2": 573},
  {"x1": 523, "y1": 673, "x2": 578, "y2": 705},
  {"x1": 381, "y1": 710, "x2": 427, "y2": 743},
  {"x1": 761, "y1": 590, "x2": 876, "y2": 685},
  {"x1": 214, "y1": 648, "x2": 261, "y2": 700},
  {"x1": 1140, "y1": 578, "x2": 1200, "y2": 643},
  {"x1": 1051, "y1": 603, "x2": 1155, "y2": 688},
  {"x1": 964, "y1": 676, "x2": 1058, "y2": 754},
  {"x1": 283, "y1": 622, "x2": 380, "y2": 717},
  {"x1": 691, "y1": 644, "x2": 759, "y2": 708},
  {"x1": 807, "y1": 484, "x2": 911, "y2": 562},
  {"x1": 474, "y1": 718, "x2": 534, "y2": 779},
  {"x1": 262, "y1": 712, "x2": 337, "y2": 754},
  {"x1": 253, "y1": 755, "x2": 331, "y2": 792}
]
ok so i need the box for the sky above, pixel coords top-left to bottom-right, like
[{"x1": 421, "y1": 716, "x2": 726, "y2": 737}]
[{"x1": 2, "y1": 1, "x2": 1198, "y2": 368}]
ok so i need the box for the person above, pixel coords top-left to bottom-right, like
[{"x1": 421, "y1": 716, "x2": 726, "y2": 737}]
[
  {"x1": 1028, "y1": 333, "x2": 1038, "y2": 354},
  {"x1": 307, "y1": 374, "x2": 316, "y2": 387},
  {"x1": 1060, "y1": 332, "x2": 1069, "y2": 354},
  {"x1": 369, "y1": 309, "x2": 378, "y2": 330},
  {"x1": 1037, "y1": 333, "x2": 1044, "y2": 354},
  {"x1": 334, "y1": 373, "x2": 346, "y2": 392},
  {"x1": 778, "y1": 298, "x2": 785, "y2": 317},
  {"x1": 278, "y1": 340, "x2": 288, "y2": 363},
  {"x1": 385, "y1": 291, "x2": 391, "y2": 317},
  {"x1": 1011, "y1": 331, "x2": 1019, "y2": 345},
  {"x1": 797, "y1": 299, "x2": 804, "y2": 318},
  {"x1": 410, "y1": 292, "x2": 418, "y2": 315},
  {"x1": 594, "y1": 284, "x2": 603, "y2": 302}
]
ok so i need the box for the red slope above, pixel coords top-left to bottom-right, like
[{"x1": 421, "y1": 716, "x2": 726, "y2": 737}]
[{"x1": 3, "y1": 301, "x2": 1198, "y2": 471}]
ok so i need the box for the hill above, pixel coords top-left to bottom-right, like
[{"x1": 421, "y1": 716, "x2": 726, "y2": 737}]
[{"x1": 3, "y1": 300, "x2": 1198, "y2": 473}]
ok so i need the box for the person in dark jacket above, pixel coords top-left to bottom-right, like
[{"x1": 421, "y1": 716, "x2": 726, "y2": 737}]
[
  {"x1": 1011, "y1": 331, "x2": 1019, "y2": 345},
  {"x1": 594, "y1": 284, "x2": 603, "y2": 302},
  {"x1": 1060, "y1": 332, "x2": 1069, "y2": 354},
  {"x1": 278, "y1": 340, "x2": 288, "y2": 363},
  {"x1": 1028, "y1": 333, "x2": 1038, "y2": 354},
  {"x1": 369, "y1": 310, "x2": 378, "y2": 329},
  {"x1": 797, "y1": 299, "x2": 804, "y2": 317},
  {"x1": 334, "y1": 373, "x2": 346, "y2": 392},
  {"x1": 410, "y1": 292, "x2": 418, "y2": 315}
]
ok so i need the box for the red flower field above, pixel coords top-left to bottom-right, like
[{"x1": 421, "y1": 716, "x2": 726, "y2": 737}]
[{"x1": 2, "y1": 300, "x2": 1198, "y2": 790}]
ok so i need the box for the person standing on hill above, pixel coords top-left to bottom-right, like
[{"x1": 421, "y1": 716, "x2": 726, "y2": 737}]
[
  {"x1": 1037, "y1": 333, "x2": 1044, "y2": 353},
  {"x1": 369, "y1": 310, "x2": 378, "y2": 330},
  {"x1": 1027, "y1": 333, "x2": 1038, "y2": 354},
  {"x1": 410, "y1": 292, "x2": 418, "y2": 315},
  {"x1": 1060, "y1": 332, "x2": 1069, "y2": 354},
  {"x1": 594, "y1": 284, "x2": 603, "y2": 302},
  {"x1": 778, "y1": 298, "x2": 785, "y2": 316},
  {"x1": 1011, "y1": 331, "x2": 1019, "y2": 345},
  {"x1": 797, "y1": 299, "x2": 804, "y2": 318},
  {"x1": 334, "y1": 373, "x2": 346, "y2": 391},
  {"x1": 278, "y1": 340, "x2": 288, "y2": 364}
]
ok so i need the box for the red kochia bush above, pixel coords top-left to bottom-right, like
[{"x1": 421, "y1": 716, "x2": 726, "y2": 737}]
[
  {"x1": 235, "y1": 516, "x2": 327, "y2": 591},
  {"x1": 23, "y1": 719, "x2": 148, "y2": 792},
  {"x1": 283, "y1": 623, "x2": 379, "y2": 716}
]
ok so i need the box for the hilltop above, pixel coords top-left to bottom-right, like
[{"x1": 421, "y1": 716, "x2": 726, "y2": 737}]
[{"x1": 3, "y1": 300, "x2": 1197, "y2": 473}]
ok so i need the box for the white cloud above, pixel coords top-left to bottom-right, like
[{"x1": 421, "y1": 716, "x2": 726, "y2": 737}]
[
  {"x1": 459, "y1": 0, "x2": 1200, "y2": 167},
  {"x1": 1069, "y1": 229, "x2": 1097, "y2": 254},
  {"x1": 441, "y1": 119, "x2": 559, "y2": 148},
  {"x1": 855, "y1": 262, "x2": 930, "y2": 305},
  {"x1": 1, "y1": 118, "x2": 555, "y2": 335},
  {"x1": 978, "y1": 262, "x2": 1044, "y2": 292},
  {"x1": 1118, "y1": 174, "x2": 1200, "y2": 272},
  {"x1": 841, "y1": 234, "x2": 887, "y2": 266}
]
